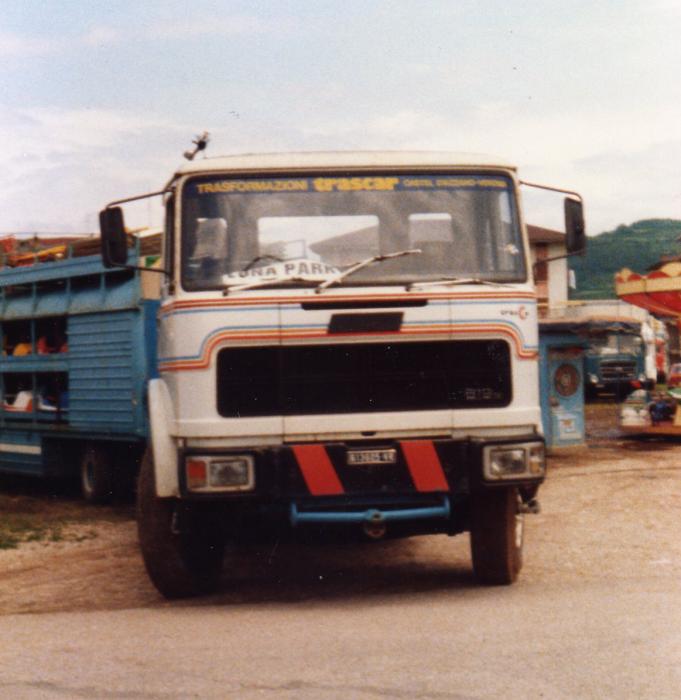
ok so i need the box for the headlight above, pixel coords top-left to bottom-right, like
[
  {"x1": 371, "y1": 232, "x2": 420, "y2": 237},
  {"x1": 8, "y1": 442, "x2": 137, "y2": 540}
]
[
  {"x1": 483, "y1": 442, "x2": 545, "y2": 481},
  {"x1": 185, "y1": 454, "x2": 255, "y2": 492}
]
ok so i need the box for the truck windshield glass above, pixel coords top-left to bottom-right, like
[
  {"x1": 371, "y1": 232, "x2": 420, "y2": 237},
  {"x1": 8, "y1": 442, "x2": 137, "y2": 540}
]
[
  {"x1": 180, "y1": 174, "x2": 525, "y2": 290},
  {"x1": 591, "y1": 333, "x2": 642, "y2": 355}
]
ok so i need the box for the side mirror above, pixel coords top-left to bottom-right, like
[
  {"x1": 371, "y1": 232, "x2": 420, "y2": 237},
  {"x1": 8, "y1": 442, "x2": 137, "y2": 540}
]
[
  {"x1": 99, "y1": 207, "x2": 128, "y2": 268},
  {"x1": 565, "y1": 197, "x2": 586, "y2": 255}
]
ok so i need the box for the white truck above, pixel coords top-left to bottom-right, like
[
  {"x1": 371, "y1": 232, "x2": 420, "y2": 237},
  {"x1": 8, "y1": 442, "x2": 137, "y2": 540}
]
[{"x1": 100, "y1": 151, "x2": 585, "y2": 598}]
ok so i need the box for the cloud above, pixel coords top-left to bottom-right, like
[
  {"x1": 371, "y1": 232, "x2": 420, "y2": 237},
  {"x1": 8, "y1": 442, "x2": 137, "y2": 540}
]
[
  {"x1": 81, "y1": 26, "x2": 123, "y2": 48},
  {"x1": 646, "y1": 0, "x2": 681, "y2": 15},
  {"x1": 0, "y1": 107, "x2": 184, "y2": 176},
  {"x1": 79, "y1": 15, "x2": 296, "y2": 49},
  {"x1": 152, "y1": 15, "x2": 299, "y2": 40},
  {"x1": 0, "y1": 30, "x2": 60, "y2": 57},
  {"x1": 0, "y1": 13, "x2": 299, "y2": 56},
  {"x1": 574, "y1": 140, "x2": 681, "y2": 227},
  {"x1": 0, "y1": 107, "x2": 193, "y2": 232},
  {"x1": 0, "y1": 102, "x2": 318, "y2": 233}
]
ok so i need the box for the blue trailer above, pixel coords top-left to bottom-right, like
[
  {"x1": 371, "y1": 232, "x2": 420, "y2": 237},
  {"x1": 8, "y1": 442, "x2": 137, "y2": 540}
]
[{"x1": 0, "y1": 244, "x2": 159, "y2": 501}]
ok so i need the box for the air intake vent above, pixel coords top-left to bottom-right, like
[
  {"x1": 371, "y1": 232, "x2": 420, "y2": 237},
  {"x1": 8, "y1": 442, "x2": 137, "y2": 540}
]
[{"x1": 328, "y1": 313, "x2": 403, "y2": 334}]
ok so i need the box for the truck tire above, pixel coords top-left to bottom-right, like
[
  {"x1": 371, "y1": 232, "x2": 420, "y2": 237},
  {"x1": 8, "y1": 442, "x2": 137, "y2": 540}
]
[
  {"x1": 80, "y1": 444, "x2": 114, "y2": 504},
  {"x1": 137, "y1": 449, "x2": 224, "y2": 599},
  {"x1": 470, "y1": 487, "x2": 523, "y2": 585}
]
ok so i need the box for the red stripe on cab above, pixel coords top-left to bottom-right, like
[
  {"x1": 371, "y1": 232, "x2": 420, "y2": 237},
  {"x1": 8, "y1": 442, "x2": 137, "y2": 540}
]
[
  {"x1": 292, "y1": 445, "x2": 344, "y2": 496},
  {"x1": 401, "y1": 441, "x2": 449, "y2": 492}
]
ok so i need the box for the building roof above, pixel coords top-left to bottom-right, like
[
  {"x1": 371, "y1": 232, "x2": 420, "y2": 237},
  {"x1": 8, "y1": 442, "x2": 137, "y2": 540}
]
[{"x1": 527, "y1": 224, "x2": 565, "y2": 244}]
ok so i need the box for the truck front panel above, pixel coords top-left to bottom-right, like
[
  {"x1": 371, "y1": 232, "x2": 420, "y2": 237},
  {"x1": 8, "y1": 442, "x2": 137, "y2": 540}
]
[{"x1": 152, "y1": 165, "x2": 544, "y2": 517}]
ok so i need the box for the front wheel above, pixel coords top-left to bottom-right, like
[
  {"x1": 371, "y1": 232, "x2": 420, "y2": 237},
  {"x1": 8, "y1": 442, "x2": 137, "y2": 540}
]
[
  {"x1": 470, "y1": 487, "x2": 523, "y2": 585},
  {"x1": 137, "y1": 450, "x2": 224, "y2": 599}
]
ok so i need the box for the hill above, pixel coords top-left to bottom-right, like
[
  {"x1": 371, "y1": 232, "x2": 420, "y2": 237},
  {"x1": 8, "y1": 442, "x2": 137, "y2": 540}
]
[{"x1": 569, "y1": 219, "x2": 681, "y2": 299}]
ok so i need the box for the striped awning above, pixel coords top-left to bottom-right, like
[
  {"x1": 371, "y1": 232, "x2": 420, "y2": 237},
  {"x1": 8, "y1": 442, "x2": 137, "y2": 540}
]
[{"x1": 616, "y1": 262, "x2": 681, "y2": 317}]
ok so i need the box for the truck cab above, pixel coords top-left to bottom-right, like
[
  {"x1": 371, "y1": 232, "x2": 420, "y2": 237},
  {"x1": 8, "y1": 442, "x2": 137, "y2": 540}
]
[
  {"x1": 583, "y1": 321, "x2": 647, "y2": 398},
  {"x1": 100, "y1": 151, "x2": 585, "y2": 598}
]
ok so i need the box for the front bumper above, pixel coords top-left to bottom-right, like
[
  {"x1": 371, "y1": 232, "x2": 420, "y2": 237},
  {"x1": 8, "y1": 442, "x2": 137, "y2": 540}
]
[{"x1": 178, "y1": 434, "x2": 546, "y2": 501}]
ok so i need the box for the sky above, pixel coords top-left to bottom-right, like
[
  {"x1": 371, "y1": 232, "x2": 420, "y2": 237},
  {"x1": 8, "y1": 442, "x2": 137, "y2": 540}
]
[{"x1": 1, "y1": 0, "x2": 681, "y2": 236}]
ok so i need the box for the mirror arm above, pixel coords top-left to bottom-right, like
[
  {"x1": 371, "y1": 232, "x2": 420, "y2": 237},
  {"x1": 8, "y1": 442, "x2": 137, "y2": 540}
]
[
  {"x1": 520, "y1": 180, "x2": 586, "y2": 256},
  {"x1": 108, "y1": 261, "x2": 171, "y2": 276},
  {"x1": 532, "y1": 250, "x2": 584, "y2": 276},
  {"x1": 105, "y1": 188, "x2": 171, "y2": 208},
  {"x1": 103, "y1": 244, "x2": 171, "y2": 277},
  {"x1": 519, "y1": 180, "x2": 583, "y2": 202}
]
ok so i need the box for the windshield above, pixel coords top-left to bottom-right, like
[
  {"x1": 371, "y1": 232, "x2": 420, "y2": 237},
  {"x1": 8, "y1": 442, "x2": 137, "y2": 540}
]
[
  {"x1": 180, "y1": 173, "x2": 525, "y2": 290},
  {"x1": 591, "y1": 333, "x2": 642, "y2": 355}
]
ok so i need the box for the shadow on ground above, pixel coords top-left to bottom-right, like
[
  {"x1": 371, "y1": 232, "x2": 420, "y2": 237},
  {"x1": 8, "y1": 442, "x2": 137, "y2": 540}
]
[{"x1": 180, "y1": 536, "x2": 478, "y2": 609}]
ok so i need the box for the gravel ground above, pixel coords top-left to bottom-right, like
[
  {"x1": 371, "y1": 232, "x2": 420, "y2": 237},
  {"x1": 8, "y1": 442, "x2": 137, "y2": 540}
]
[{"x1": 1, "y1": 403, "x2": 680, "y2": 614}]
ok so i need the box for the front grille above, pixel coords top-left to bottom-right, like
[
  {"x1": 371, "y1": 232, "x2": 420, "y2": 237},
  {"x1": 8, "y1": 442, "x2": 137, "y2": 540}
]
[
  {"x1": 217, "y1": 340, "x2": 511, "y2": 417},
  {"x1": 600, "y1": 360, "x2": 636, "y2": 380}
]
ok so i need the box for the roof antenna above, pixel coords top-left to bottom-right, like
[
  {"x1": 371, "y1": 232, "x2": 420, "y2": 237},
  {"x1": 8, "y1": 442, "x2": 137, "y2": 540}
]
[{"x1": 184, "y1": 131, "x2": 210, "y2": 161}]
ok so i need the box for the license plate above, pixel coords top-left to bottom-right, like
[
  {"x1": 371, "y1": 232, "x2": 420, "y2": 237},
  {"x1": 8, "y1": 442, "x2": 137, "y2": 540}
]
[{"x1": 347, "y1": 449, "x2": 397, "y2": 466}]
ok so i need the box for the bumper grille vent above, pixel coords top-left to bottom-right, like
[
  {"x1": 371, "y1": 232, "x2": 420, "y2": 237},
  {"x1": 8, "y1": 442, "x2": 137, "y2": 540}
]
[{"x1": 600, "y1": 361, "x2": 636, "y2": 380}]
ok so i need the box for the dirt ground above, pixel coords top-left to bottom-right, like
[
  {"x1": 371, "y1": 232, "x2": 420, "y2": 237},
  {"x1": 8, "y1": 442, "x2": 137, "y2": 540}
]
[{"x1": 1, "y1": 402, "x2": 680, "y2": 615}]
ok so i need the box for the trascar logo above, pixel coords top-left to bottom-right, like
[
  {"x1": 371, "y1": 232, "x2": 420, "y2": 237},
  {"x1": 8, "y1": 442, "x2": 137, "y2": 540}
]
[
  {"x1": 313, "y1": 177, "x2": 400, "y2": 192},
  {"x1": 501, "y1": 305, "x2": 529, "y2": 320}
]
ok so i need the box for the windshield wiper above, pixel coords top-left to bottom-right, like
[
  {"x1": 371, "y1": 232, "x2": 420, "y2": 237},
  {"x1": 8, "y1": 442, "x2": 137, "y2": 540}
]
[
  {"x1": 223, "y1": 276, "x2": 319, "y2": 295},
  {"x1": 407, "y1": 277, "x2": 512, "y2": 291},
  {"x1": 315, "y1": 248, "x2": 422, "y2": 292}
]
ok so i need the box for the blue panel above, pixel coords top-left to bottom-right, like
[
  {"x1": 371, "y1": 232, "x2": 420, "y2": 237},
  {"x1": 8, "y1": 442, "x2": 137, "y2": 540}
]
[
  {"x1": 68, "y1": 286, "x2": 105, "y2": 314},
  {"x1": 0, "y1": 452, "x2": 43, "y2": 476},
  {"x1": 1, "y1": 295, "x2": 34, "y2": 319},
  {"x1": 539, "y1": 330, "x2": 587, "y2": 448},
  {"x1": 0, "y1": 431, "x2": 41, "y2": 447},
  {"x1": 0, "y1": 253, "x2": 119, "y2": 286},
  {"x1": 0, "y1": 355, "x2": 68, "y2": 373},
  {"x1": 2, "y1": 284, "x2": 143, "y2": 317},
  {"x1": 538, "y1": 336, "x2": 554, "y2": 444},
  {"x1": 548, "y1": 356, "x2": 585, "y2": 446},
  {"x1": 143, "y1": 300, "x2": 160, "y2": 379},
  {"x1": 105, "y1": 280, "x2": 138, "y2": 309},
  {"x1": 1, "y1": 253, "x2": 143, "y2": 319},
  {"x1": 0, "y1": 431, "x2": 43, "y2": 476},
  {"x1": 35, "y1": 290, "x2": 69, "y2": 316},
  {"x1": 67, "y1": 279, "x2": 139, "y2": 315},
  {"x1": 68, "y1": 310, "x2": 148, "y2": 435}
]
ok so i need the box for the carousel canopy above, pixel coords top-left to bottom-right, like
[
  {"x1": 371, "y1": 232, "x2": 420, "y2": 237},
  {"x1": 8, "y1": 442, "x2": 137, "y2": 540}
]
[{"x1": 616, "y1": 262, "x2": 681, "y2": 318}]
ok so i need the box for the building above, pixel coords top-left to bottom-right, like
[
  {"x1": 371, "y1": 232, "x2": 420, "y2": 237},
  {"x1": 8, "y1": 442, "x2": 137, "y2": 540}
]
[{"x1": 527, "y1": 224, "x2": 569, "y2": 316}]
